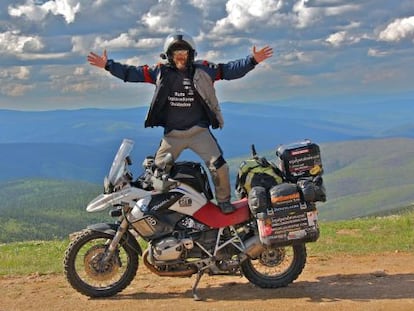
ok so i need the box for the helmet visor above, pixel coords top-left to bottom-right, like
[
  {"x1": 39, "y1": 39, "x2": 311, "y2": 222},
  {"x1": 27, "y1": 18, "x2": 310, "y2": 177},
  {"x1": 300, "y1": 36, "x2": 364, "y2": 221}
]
[{"x1": 163, "y1": 32, "x2": 196, "y2": 55}]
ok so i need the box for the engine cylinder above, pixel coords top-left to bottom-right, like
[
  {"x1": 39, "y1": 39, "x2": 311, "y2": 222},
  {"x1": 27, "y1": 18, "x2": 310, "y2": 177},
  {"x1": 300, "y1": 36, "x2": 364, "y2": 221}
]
[{"x1": 153, "y1": 237, "x2": 183, "y2": 261}]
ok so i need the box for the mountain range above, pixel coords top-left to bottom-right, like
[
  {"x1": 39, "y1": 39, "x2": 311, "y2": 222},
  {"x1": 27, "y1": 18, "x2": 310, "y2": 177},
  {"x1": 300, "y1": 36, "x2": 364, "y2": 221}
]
[
  {"x1": 1, "y1": 97, "x2": 412, "y2": 183},
  {"x1": 0, "y1": 97, "x2": 413, "y2": 230}
]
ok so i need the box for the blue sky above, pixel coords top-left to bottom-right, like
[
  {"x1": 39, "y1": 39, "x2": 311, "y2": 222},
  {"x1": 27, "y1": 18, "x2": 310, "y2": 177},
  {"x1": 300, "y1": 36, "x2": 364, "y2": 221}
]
[{"x1": 1, "y1": 0, "x2": 414, "y2": 111}]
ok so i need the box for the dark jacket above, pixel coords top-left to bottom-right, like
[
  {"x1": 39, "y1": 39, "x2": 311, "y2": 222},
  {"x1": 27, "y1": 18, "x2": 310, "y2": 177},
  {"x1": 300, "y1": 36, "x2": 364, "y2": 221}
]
[{"x1": 105, "y1": 55, "x2": 258, "y2": 129}]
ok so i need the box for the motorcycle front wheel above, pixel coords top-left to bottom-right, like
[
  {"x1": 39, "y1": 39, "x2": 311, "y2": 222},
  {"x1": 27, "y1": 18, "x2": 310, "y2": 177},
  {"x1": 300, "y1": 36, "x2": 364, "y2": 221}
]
[
  {"x1": 241, "y1": 243, "x2": 306, "y2": 288},
  {"x1": 63, "y1": 229, "x2": 139, "y2": 297}
]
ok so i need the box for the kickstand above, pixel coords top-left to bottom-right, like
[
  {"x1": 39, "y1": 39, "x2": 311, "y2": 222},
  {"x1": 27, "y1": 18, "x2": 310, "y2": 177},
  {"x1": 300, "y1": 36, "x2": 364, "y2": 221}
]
[{"x1": 192, "y1": 270, "x2": 204, "y2": 301}]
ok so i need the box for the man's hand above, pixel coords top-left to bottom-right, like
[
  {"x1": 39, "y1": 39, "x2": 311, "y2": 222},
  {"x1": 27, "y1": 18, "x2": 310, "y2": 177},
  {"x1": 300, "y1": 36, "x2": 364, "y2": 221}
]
[
  {"x1": 87, "y1": 49, "x2": 108, "y2": 69},
  {"x1": 252, "y1": 46, "x2": 273, "y2": 64}
]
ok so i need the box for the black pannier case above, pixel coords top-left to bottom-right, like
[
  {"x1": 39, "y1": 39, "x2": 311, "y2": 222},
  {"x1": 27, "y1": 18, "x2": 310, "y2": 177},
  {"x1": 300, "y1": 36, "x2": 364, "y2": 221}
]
[
  {"x1": 275, "y1": 139, "x2": 323, "y2": 182},
  {"x1": 256, "y1": 183, "x2": 319, "y2": 247}
]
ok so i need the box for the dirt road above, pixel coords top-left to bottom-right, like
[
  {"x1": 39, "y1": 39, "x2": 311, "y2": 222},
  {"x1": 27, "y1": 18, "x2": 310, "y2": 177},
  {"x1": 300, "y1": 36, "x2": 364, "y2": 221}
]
[{"x1": 1, "y1": 252, "x2": 414, "y2": 311}]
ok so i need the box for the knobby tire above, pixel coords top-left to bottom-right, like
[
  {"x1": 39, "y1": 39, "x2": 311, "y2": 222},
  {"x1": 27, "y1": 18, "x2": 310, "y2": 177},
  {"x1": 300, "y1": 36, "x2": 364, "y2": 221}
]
[
  {"x1": 63, "y1": 229, "x2": 139, "y2": 297},
  {"x1": 241, "y1": 243, "x2": 307, "y2": 288}
]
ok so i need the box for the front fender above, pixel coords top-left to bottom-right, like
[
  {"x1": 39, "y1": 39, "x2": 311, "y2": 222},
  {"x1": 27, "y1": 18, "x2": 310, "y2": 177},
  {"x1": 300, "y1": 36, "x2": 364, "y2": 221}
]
[
  {"x1": 87, "y1": 223, "x2": 142, "y2": 255},
  {"x1": 86, "y1": 187, "x2": 150, "y2": 213}
]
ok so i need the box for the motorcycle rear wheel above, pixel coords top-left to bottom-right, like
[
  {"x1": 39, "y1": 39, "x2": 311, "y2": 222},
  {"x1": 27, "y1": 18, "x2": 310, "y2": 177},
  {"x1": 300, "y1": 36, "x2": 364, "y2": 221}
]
[
  {"x1": 63, "y1": 229, "x2": 139, "y2": 297},
  {"x1": 241, "y1": 243, "x2": 306, "y2": 288}
]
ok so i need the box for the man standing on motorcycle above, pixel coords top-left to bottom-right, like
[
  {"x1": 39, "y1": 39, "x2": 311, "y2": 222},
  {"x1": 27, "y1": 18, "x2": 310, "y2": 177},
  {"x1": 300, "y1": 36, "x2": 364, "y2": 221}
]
[{"x1": 87, "y1": 31, "x2": 273, "y2": 214}]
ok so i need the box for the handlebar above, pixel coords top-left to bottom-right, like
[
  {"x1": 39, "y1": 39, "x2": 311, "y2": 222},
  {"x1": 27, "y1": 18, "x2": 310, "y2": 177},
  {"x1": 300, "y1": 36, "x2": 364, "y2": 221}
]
[{"x1": 139, "y1": 164, "x2": 178, "y2": 192}]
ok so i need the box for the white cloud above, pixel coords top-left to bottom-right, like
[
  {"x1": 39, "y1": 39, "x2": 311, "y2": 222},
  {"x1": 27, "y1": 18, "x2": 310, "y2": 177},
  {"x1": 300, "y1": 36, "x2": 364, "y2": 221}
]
[
  {"x1": 73, "y1": 67, "x2": 85, "y2": 75},
  {"x1": 142, "y1": 12, "x2": 165, "y2": 32},
  {"x1": 47, "y1": 65, "x2": 97, "y2": 93},
  {"x1": 362, "y1": 69, "x2": 399, "y2": 84},
  {"x1": 379, "y1": 16, "x2": 414, "y2": 42},
  {"x1": 189, "y1": 0, "x2": 221, "y2": 11},
  {"x1": 324, "y1": 4, "x2": 359, "y2": 16},
  {"x1": 0, "y1": 83, "x2": 34, "y2": 97},
  {"x1": 0, "y1": 66, "x2": 31, "y2": 80},
  {"x1": 8, "y1": 1, "x2": 48, "y2": 22},
  {"x1": 367, "y1": 48, "x2": 390, "y2": 57},
  {"x1": 93, "y1": 34, "x2": 163, "y2": 50},
  {"x1": 293, "y1": 0, "x2": 359, "y2": 28},
  {"x1": 293, "y1": 0, "x2": 320, "y2": 28},
  {"x1": 136, "y1": 38, "x2": 164, "y2": 49},
  {"x1": 72, "y1": 34, "x2": 160, "y2": 65},
  {"x1": 201, "y1": 50, "x2": 222, "y2": 62},
  {"x1": 336, "y1": 21, "x2": 361, "y2": 31},
  {"x1": 209, "y1": 36, "x2": 246, "y2": 49},
  {"x1": 8, "y1": 0, "x2": 81, "y2": 24},
  {"x1": 15, "y1": 66, "x2": 30, "y2": 80},
  {"x1": 71, "y1": 36, "x2": 92, "y2": 54},
  {"x1": 212, "y1": 0, "x2": 283, "y2": 34},
  {"x1": 325, "y1": 31, "x2": 361, "y2": 47},
  {"x1": 309, "y1": 0, "x2": 345, "y2": 4},
  {"x1": 140, "y1": 1, "x2": 182, "y2": 34},
  {"x1": 20, "y1": 52, "x2": 70, "y2": 60},
  {"x1": 287, "y1": 74, "x2": 312, "y2": 87},
  {"x1": 1, "y1": 0, "x2": 414, "y2": 109},
  {"x1": 0, "y1": 66, "x2": 33, "y2": 96},
  {"x1": 280, "y1": 50, "x2": 312, "y2": 65},
  {"x1": 325, "y1": 31, "x2": 345, "y2": 46},
  {"x1": 96, "y1": 33, "x2": 136, "y2": 49},
  {"x1": 0, "y1": 30, "x2": 44, "y2": 54},
  {"x1": 91, "y1": 0, "x2": 109, "y2": 7}
]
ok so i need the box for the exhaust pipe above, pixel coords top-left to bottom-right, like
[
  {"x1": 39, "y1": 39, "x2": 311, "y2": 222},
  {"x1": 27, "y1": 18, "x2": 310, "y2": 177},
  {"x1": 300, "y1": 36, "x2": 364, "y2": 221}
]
[{"x1": 244, "y1": 235, "x2": 265, "y2": 258}]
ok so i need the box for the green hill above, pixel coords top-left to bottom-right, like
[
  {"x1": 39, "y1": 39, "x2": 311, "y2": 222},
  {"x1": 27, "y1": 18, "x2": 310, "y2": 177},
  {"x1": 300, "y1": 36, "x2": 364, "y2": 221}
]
[
  {"x1": 1, "y1": 137, "x2": 414, "y2": 243},
  {"x1": 319, "y1": 138, "x2": 414, "y2": 220},
  {"x1": 229, "y1": 137, "x2": 414, "y2": 221},
  {"x1": 0, "y1": 179, "x2": 108, "y2": 243}
]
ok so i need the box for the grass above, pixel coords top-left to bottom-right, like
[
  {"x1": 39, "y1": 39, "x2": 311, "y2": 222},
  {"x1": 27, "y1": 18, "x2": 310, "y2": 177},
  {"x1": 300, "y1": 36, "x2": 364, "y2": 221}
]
[
  {"x1": 0, "y1": 240, "x2": 69, "y2": 276},
  {"x1": 308, "y1": 211, "x2": 414, "y2": 255},
  {"x1": 1, "y1": 211, "x2": 413, "y2": 276}
]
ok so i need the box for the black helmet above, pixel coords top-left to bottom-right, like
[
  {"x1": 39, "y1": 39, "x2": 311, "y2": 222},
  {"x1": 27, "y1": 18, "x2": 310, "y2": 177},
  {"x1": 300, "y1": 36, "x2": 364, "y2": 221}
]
[{"x1": 160, "y1": 31, "x2": 197, "y2": 64}]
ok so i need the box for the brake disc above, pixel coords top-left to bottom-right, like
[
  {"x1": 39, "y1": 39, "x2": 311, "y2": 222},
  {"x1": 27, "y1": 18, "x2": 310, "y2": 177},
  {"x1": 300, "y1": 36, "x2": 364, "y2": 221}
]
[
  {"x1": 258, "y1": 248, "x2": 286, "y2": 267},
  {"x1": 83, "y1": 244, "x2": 121, "y2": 281}
]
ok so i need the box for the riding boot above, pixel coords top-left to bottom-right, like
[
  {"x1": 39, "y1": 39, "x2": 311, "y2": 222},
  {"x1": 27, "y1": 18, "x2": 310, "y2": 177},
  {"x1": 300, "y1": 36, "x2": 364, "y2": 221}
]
[{"x1": 212, "y1": 164, "x2": 235, "y2": 213}]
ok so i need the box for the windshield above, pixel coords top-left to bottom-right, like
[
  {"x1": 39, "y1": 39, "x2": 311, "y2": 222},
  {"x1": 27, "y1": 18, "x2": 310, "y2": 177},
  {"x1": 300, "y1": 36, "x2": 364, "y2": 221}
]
[{"x1": 107, "y1": 139, "x2": 134, "y2": 186}]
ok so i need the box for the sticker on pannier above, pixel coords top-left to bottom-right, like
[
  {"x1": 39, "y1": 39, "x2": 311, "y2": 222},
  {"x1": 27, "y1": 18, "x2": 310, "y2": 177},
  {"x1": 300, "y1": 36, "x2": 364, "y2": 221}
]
[{"x1": 256, "y1": 183, "x2": 319, "y2": 246}]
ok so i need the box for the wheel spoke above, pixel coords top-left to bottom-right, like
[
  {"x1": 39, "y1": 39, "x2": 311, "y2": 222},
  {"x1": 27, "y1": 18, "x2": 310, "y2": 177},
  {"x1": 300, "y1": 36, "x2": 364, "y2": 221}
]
[
  {"x1": 241, "y1": 244, "x2": 307, "y2": 288},
  {"x1": 75, "y1": 238, "x2": 128, "y2": 288},
  {"x1": 64, "y1": 230, "x2": 139, "y2": 297},
  {"x1": 252, "y1": 247, "x2": 293, "y2": 277}
]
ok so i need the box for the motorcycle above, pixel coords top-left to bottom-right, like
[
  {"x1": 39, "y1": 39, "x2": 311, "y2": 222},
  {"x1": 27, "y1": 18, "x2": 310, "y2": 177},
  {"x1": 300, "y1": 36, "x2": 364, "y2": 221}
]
[{"x1": 64, "y1": 138, "x2": 322, "y2": 300}]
